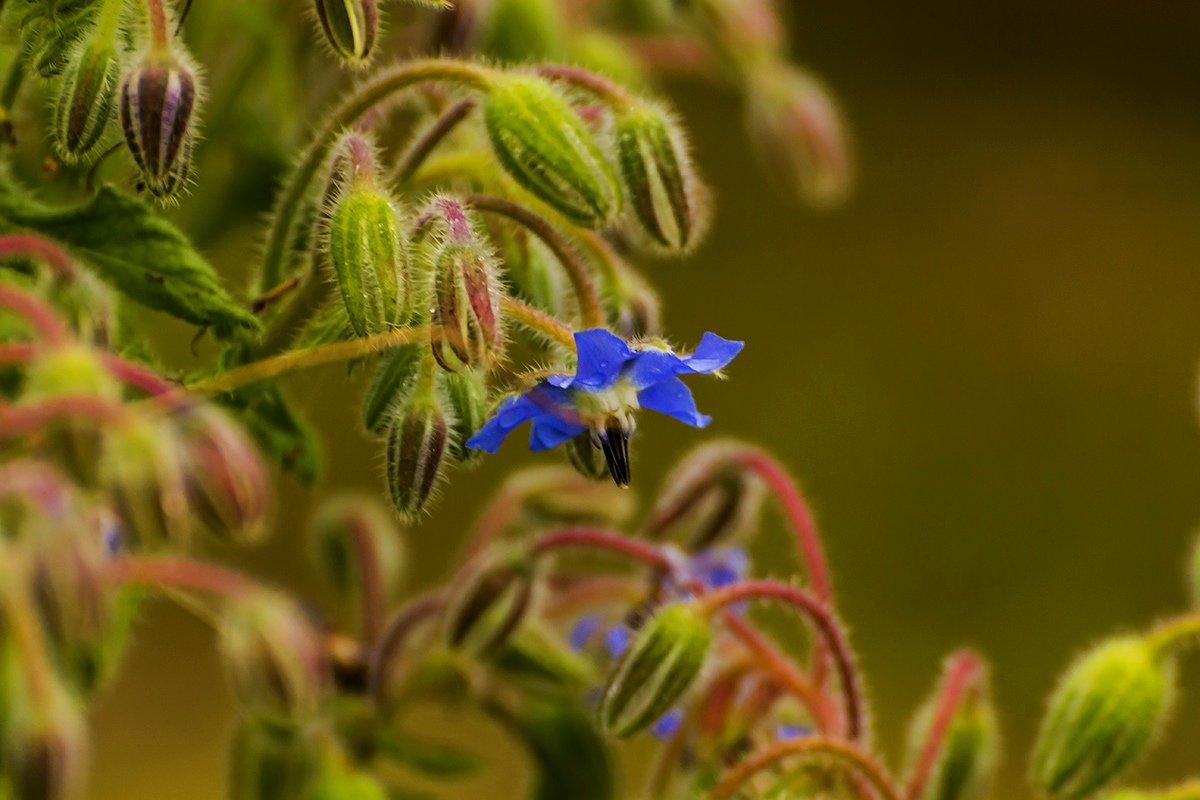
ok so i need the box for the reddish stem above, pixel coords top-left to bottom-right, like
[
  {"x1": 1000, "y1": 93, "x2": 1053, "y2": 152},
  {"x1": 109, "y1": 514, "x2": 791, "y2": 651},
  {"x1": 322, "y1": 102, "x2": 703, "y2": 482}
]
[
  {"x1": 535, "y1": 64, "x2": 633, "y2": 109},
  {"x1": 700, "y1": 580, "x2": 865, "y2": 742},
  {"x1": 904, "y1": 650, "x2": 985, "y2": 800},
  {"x1": 0, "y1": 234, "x2": 77, "y2": 278},
  {"x1": 0, "y1": 284, "x2": 70, "y2": 344},
  {"x1": 100, "y1": 353, "x2": 177, "y2": 396},
  {"x1": 347, "y1": 516, "x2": 387, "y2": 646},
  {"x1": 530, "y1": 528, "x2": 675, "y2": 575},
  {"x1": 0, "y1": 341, "x2": 36, "y2": 364},
  {"x1": 0, "y1": 395, "x2": 129, "y2": 440},
  {"x1": 368, "y1": 593, "x2": 446, "y2": 705},
  {"x1": 103, "y1": 556, "x2": 259, "y2": 598},
  {"x1": 706, "y1": 737, "x2": 900, "y2": 800}
]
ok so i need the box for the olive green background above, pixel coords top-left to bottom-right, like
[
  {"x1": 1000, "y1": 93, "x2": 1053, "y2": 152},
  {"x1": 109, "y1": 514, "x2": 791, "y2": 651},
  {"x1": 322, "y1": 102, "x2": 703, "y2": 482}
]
[{"x1": 76, "y1": 1, "x2": 1200, "y2": 797}]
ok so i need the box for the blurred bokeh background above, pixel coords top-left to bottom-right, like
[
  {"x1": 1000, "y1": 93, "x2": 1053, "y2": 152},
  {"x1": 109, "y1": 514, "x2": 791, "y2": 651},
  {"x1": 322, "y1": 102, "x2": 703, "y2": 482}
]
[{"x1": 68, "y1": 1, "x2": 1200, "y2": 797}]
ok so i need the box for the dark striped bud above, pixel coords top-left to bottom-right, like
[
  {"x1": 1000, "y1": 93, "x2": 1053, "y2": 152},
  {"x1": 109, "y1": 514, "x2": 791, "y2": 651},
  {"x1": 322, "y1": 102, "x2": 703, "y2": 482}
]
[
  {"x1": 385, "y1": 392, "x2": 449, "y2": 520},
  {"x1": 1032, "y1": 637, "x2": 1172, "y2": 799},
  {"x1": 361, "y1": 344, "x2": 423, "y2": 433},
  {"x1": 565, "y1": 432, "x2": 609, "y2": 483},
  {"x1": 313, "y1": 0, "x2": 379, "y2": 67},
  {"x1": 119, "y1": 50, "x2": 200, "y2": 201},
  {"x1": 440, "y1": 369, "x2": 489, "y2": 464},
  {"x1": 430, "y1": 239, "x2": 503, "y2": 373},
  {"x1": 176, "y1": 406, "x2": 273, "y2": 545},
  {"x1": 98, "y1": 416, "x2": 192, "y2": 550},
  {"x1": 445, "y1": 545, "x2": 535, "y2": 656},
  {"x1": 308, "y1": 495, "x2": 405, "y2": 606},
  {"x1": 53, "y1": 37, "x2": 120, "y2": 163},
  {"x1": 483, "y1": 74, "x2": 622, "y2": 226},
  {"x1": 219, "y1": 593, "x2": 330, "y2": 722},
  {"x1": 326, "y1": 160, "x2": 411, "y2": 337},
  {"x1": 615, "y1": 102, "x2": 709, "y2": 253},
  {"x1": 599, "y1": 602, "x2": 712, "y2": 737}
]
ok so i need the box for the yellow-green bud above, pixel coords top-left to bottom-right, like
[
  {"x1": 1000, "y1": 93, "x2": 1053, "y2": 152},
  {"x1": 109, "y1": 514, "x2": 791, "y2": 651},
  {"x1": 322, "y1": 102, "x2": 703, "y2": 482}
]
[
  {"x1": 441, "y1": 369, "x2": 489, "y2": 464},
  {"x1": 98, "y1": 415, "x2": 192, "y2": 550},
  {"x1": 312, "y1": 0, "x2": 379, "y2": 66},
  {"x1": 480, "y1": 0, "x2": 566, "y2": 62},
  {"x1": 483, "y1": 74, "x2": 622, "y2": 226},
  {"x1": 444, "y1": 545, "x2": 535, "y2": 656},
  {"x1": 615, "y1": 102, "x2": 710, "y2": 253},
  {"x1": 361, "y1": 344, "x2": 423, "y2": 434},
  {"x1": 385, "y1": 392, "x2": 449, "y2": 520},
  {"x1": 1032, "y1": 637, "x2": 1172, "y2": 799},
  {"x1": 599, "y1": 602, "x2": 712, "y2": 737},
  {"x1": 326, "y1": 181, "x2": 411, "y2": 338},
  {"x1": 219, "y1": 593, "x2": 330, "y2": 722},
  {"x1": 303, "y1": 759, "x2": 389, "y2": 800},
  {"x1": 53, "y1": 36, "x2": 120, "y2": 163}
]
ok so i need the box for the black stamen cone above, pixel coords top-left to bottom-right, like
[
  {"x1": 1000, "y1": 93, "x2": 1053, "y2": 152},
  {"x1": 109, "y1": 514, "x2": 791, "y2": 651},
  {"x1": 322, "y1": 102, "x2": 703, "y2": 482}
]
[{"x1": 599, "y1": 421, "x2": 632, "y2": 487}]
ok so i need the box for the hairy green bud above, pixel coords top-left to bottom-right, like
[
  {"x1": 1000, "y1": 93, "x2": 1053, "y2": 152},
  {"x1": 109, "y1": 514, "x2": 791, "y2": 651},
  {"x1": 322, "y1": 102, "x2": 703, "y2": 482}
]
[
  {"x1": 98, "y1": 416, "x2": 192, "y2": 550},
  {"x1": 615, "y1": 102, "x2": 709, "y2": 253},
  {"x1": 483, "y1": 74, "x2": 622, "y2": 226},
  {"x1": 441, "y1": 369, "x2": 489, "y2": 464},
  {"x1": 18, "y1": 0, "x2": 99, "y2": 78},
  {"x1": 177, "y1": 407, "x2": 273, "y2": 545},
  {"x1": 599, "y1": 602, "x2": 712, "y2": 737},
  {"x1": 53, "y1": 36, "x2": 120, "y2": 163},
  {"x1": 119, "y1": 48, "x2": 200, "y2": 200},
  {"x1": 312, "y1": 0, "x2": 379, "y2": 66},
  {"x1": 1032, "y1": 637, "x2": 1172, "y2": 799},
  {"x1": 219, "y1": 593, "x2": 330, "y2": 722},
  {"x1": 385, "y1": 391, "x2": 449, "y2": 520},
  {"x1": 361, "y1": 344, "x2": 423, "y2": 433},
  {"x1": 444, "y1": 545, "x2": 535, "y2": 656},
  {"x1": 326, "y1": 178, "x2": 411, "y2": 338},
  {"x1": 430, "y1": 239, "x2": 504, "y2": 373}
]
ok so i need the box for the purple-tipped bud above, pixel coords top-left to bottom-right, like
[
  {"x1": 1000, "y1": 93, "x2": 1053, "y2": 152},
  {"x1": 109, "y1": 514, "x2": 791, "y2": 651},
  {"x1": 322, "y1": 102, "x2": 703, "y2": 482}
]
[
  {"x1": 599, "y1": 602, "x2": 712, "y2": 737},
  {"x1": 308, "y1": 495, "x2": 405, "y2": 604},
  {"x1": 745, "y1": 64, "x2": 853, "y2": 209},
  {"x1": 53, "y1": 37, "x2": 120, "y2": 163},
  {"x1": 313, "y1": 0, "x2": 380, "y2": 66},
  {"x1": 615, "y1": 102, "x2": 710, "y2": 253},
  {"x1": 176, "y1": 407, "x2": 273, "y2": 546},
  {"x1": 119, "y1": 49, "x2": 200, "y2": 200},
  {"x1": 444, "y1": 545, "x2": 535, "y2": 656},
  {"x1": 385, "y1": 392, "x2": 450, "y2": 520},
  {"x1": 441, "y1": 369, "x2": 489, "y2": 465},
  {"x1": 429, "y1": 234, "x2": 504, "y2": 373},
  {"x1": 219, "y1": 592, "x2": 330, "y2": 722},
  {"x1": 97, "y1": 415, "x2": 192, "y2": 550}
]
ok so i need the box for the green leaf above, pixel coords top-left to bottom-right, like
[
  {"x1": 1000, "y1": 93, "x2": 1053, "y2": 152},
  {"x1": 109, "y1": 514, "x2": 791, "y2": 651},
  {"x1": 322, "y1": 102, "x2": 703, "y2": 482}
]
[
  {"x1": 373, "y1": 732, "x2": 488, "y2": 779},
  {"x1": 0, "y1": 179, "x2": 258, "y2": 340},
  {"x1": 219, "y1": 384, "x2": 321, "y2": 483}
]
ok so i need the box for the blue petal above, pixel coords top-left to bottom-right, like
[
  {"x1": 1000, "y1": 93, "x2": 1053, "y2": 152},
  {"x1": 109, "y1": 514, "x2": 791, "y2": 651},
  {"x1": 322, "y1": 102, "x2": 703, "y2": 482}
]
[
  {"x1": 568, "y1": 614, "x2": 603, "y2": 651},
  {"x1": 604, "y1": 625, "x2": 631, "y2": 659},
  {"x1": 650, "y1": 709, "x2": 683, "y2": 739},
  {"x1": 776, "y1": 724, "x2": 814, "y2": 740},
  {"x1": 466, "y1": 384, "x2": 578, "y2": 453},
  {"x1": 684, "y1": 333, "x2": 744, "y2": 373},
  {"x1": 626, "y1": 333, "x2": 743, "y2": 389},
  {"x1": 529, "y1": 415, "x2": 587, "y2": 452},
  {"x1": 554, "y1": 329, "x2": 634, "y2": 391},
  {"x1": 637, "y1": 377, "x2": 711, "y2": 428}
]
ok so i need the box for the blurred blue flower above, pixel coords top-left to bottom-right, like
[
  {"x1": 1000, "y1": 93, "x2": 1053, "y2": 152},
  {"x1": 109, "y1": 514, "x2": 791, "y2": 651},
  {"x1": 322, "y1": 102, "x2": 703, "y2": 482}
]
[{"x1": 466, "y1": 329, "x2": 743, "y2": 485}]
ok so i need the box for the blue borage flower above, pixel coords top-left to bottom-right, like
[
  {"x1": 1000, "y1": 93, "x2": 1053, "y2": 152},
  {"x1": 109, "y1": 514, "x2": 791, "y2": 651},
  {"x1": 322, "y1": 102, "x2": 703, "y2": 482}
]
[{"x1": 466, "y1": 328, "x2": 744, "y2": 486}]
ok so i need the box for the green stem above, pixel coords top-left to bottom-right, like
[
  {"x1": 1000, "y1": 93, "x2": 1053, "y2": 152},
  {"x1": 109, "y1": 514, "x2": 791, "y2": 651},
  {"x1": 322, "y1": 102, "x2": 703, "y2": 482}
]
[
  {"x1": 95, "y1": 0, "x2": 127, "y2": 42},
  {"x1": 391, "y1": 98, "x2": 476, "y2": 185},
  {"x1": 500, "y1": 296, "x2": 575, "y2": 350},
  {"x1": 1147, "y1": 611, "x2": 1200, "y2": 659},
  {"x1": 257, "y1": 59, "x2": 493, "y2": 296}
]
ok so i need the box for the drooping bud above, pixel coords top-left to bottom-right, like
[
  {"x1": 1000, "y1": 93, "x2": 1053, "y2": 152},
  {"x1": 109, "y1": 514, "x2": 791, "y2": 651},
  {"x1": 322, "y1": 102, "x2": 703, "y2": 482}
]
[
  {"x1": 479, "y1": 0, "x2": 566, "y2": 62},
  {"x1": 312, "y1": 0, "x2": 380, "y2": 66},
  {"x1": 119, "y1": 48, "x2": 201, "y2": 200},
  {"x1": 97, "y1": 415, "x2": 192, "y2": 550},
  {"x1": 20, "y1": 344, "x2": 120, "y2": 486},
  {"x1": 429, "y1": 234, "x2": 504, "y2": 373},
  {"x1": 483, "y1": 74, "x2": 622, "y2": 226},
  {"x1": 651, "y1": 440, "x2": 766, "y2": 549},
  {"x1": 218, "y1": 592, "x2": 330, "y2": 722},
  {"x1": 599, "y1": 602, "x2": 712, "y2": 737},
  {"x1": 325, "y1": 143, "x2": 411, "y2": 338},
  {"x1": 509, "y1": 465, "x2": 637, "y2": 529},
  {"x1": 385, "y1": 391, "x2": 450, "y2": 520},
  {"x1": 1032, "y1": 637, "x2": 1172, "y2": 799},
  {"x1": 53, "y1": 35, "x2": 120, "y2": 163},
  {"x1": 601, "y1": 263, "x2": 662, "y2": 339},
  {"x1": 905, "y1": 653, "x2": 998, "y2": 800},
  {"x1": 744, "y1": 63, "x2": 853, "y2": 209},
  {"x1": 444, "y1": 544, "x2": 535, "y2": 656},
  {"x1": 176, "y1": 406, "x2": 273, "y2": 545},
  {"x1": 614, "y1": 102, "x2": 710, "y2": 253},
  {"x1": 361, "y1": 344, "x2": 423, "y2": 433},
  {"x1": 440, "y1": 369, "x2": 489, "y2": 464},
  {"x1": 229, "y1": 714, "x2": 317, "y2": 800},
  {"x1": 565, "y1": 432, "x2": 609, "y2": 483},
  {"x1": 308, "y1": 495, "x2": 404, "y2": 606}
]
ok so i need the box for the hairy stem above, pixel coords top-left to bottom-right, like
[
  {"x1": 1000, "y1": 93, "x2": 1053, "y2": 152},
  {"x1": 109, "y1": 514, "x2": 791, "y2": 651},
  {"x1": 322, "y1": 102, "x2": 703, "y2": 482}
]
[
  {"x1": 706, "y1": 738, "x2": 900, "y2": 800},
  {"x1": 392, "y1": 98, "x2": 476, "y2": 185},
  {"x1": 0, "y1": 396, "x2": 130, "y2": 440},
  {"x1": 1147, "y1": 611, "x2": 1200, "y2": 659},
  {"x1": 500, "y1": 296, "x2": 576, "y2": 349},
  {"x1": 904, "y1": 651, "x2": 984, "y2": 800},
  {"x1": 103, "y1": 556, "x2": 260, "y2": 598},
  {"x1": 0, "y1": 234, "x2": 78, "y2": 279},
  {"x1": 530, "y1": 527, "x2": 675, "y2": 574},
  {"x1": 0, "y1": 284, "x2": 71, "y2": 344}
]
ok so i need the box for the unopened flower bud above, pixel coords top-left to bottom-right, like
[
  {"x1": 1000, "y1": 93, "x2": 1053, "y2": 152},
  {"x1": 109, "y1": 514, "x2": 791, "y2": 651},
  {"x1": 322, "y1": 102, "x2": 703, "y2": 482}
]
[
  {"x1": 745, "y1": 63, "x2": 853, "y2": 209},
  {"x1": 480, "y1": 0, "x2": 566, "y2": 62},
  {"x1": 0, "y1": 654, "x2": 87, "y2": 800},
  {"x1": 441, "y1": 369, "x2": 489, "y2": 464},
  {"x1": 385, "y1": 392, "x2": 450, "y2": 520},
  {"x1": 53, "y1": 36, "x2": 120, "y2": 163},
  {"x1": 565, "y1": 432, "x2": 609, "y2": 483},
  {"x1": 119, "y1": 49, "x2": 200, "y2": 200},
  {"x1": 445, "y1": 545, "x2": 535, "y2": 656},
  {"x1": 615, "y1": 102, "x2": 709, "y2": 253},
  {"x1": 483, "y1": 74, "x2": 622, "y2": 226},
  {"x1": 308, "y1": 495, "x2": 404, "y2": 605},
  {"x1": 313, "y1": 0, "x2": 380, "y2": 66},
  {"x1": 510, "y1": 465, "x2": 637, "y2": 528},
  {"x1": 229, "y1": 714, "x2": 317, "y2": 800},
  {"x1": 175, "y1": 407, "x2": 272, "y2": 545},
  {"x1": 361, "y1": 344, "x2": 423, "y2": 433},
  {"x1": 599, "y1": 602, "x2": 712, "y2": 737},
  {"x1": 326, "y1": 171, "x2": 411, "y2": 337},
  {"x1": 1032, "y1": 637, "x2": 1172, "y2": 799},
  {"x1": 219, "y1": 592, "x2": 330, "y2": 722},
  {"x1": 430, "y1": 240, "x2": 504, "y2": 373},
  {"x1": 652, "y1": 441, "x2": 766, "y2": 549},
  {"x1": 20, "y1": 1, "x2": 99, "y2": 78},
  {"x1": 906, "y1": 653, "x2": 998, "y2": 800},
  {"x1": 98, "y1": 415, "x2": 192, "y2": 550}
]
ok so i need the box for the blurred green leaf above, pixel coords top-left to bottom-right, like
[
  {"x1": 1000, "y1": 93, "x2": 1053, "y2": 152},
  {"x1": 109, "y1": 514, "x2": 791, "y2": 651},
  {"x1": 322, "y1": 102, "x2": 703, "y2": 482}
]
[
  {"x1": 374, "y1": 731, "x2": 488, "y2": 779},
  {"x1": 507, "y1": 699, "x2": 613, "y2": 800}
]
